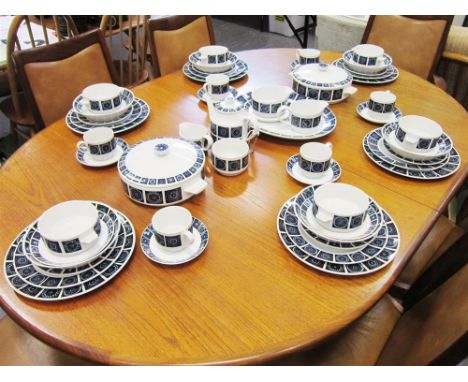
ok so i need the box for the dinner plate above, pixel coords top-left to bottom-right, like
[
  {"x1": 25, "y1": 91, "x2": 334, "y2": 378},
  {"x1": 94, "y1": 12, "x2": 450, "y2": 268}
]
[
  {"x1": 277, "y1": 197, "x2": 399, "y2": 276},
  {"x1": 333, "y1": 58, "x2": 395, "y2": 79},
  {"x1": 66, "y1": 98, "x2": 149, "y2": 135},
  {"x1": 76, "y1": 138, "x2": 128, "y2": 168},
  {"x1": 286, "y1": 156, "x2": 341, "y2": 186},
  {"x1": 294, "y1": 186, "x2": 383, "y2": 243},
  {"x1": 141, "y1": 217, "x2": 209, "y2": 265},
  {"x1": 356, "y1": 102, "x2": 402, "y2": 124},
  {"x1": 4, "y1": 210, "x2": 135, "y2": 301},
  {"x1": 183, "y1": 60, "x2": 248, "y2": 83},
  {"x1": 333, "y1": 59, "x2": 399, "y2": 85}
]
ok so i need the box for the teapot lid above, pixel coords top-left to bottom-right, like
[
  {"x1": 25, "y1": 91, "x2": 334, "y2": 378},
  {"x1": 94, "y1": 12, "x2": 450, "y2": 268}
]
[{"x1": 212, "y1": 96, "x2": 246, "y2": 113}]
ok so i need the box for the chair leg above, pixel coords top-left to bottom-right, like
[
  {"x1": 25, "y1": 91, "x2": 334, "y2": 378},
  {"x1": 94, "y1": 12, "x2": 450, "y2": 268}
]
[{"x1": 9, "y1": 121, "x2": 19, "y2": 143}]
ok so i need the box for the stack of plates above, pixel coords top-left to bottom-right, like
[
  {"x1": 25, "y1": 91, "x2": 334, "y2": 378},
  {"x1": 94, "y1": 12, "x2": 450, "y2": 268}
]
[
  {"x1": 66, "y1": 88, "x2": 150, "y2": 135},
  {"x1": 183, "y1": 51, "x2": 248, "y2": 83},
  {"x1": 277, "y1": 186, "x2": 400, "y2": 276},
  {"x1": 363, "y1": 122, "x2": 460, "y2": 180},
  {"x1": 3, "y1": 202, "x2": 135, "y2": 301},
  {"x1": 332, "y1": 50, "x2": 399, "y2": 85}
]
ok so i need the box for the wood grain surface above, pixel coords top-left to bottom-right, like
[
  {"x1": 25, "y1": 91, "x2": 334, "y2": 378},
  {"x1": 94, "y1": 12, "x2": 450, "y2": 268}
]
[{"x1": 0, "y1": 49, "x2": 466, "y2": 365}]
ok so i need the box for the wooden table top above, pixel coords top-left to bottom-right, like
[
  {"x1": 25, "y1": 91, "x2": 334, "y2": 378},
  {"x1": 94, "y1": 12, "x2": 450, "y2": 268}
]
[{"x1": 0, "y1": 49, "x2": 466, "y2": 365}]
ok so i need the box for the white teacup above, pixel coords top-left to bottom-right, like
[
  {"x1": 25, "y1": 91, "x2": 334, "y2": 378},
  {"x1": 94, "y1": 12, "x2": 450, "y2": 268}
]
[
  {"x1": 297, "y1": 48, "x2": 320, "y2": 65},
  {"x1": 211, "y1": 138, "x2": 249, "y2": 176},
  {"x1": 299, "y1": 142, "x2": 333, "y2": 178},
  {"x1": 38, "y1": 200, "x2": 100, "y2": 255},
  {"x1": 277, "y1": 99, "x2": 328, "y2": 133},
  {"x1": 203, "y1": 74, "x2": 230, "y2": 101},
  {"x1": 394, "y1": 115, "x2": 443, "y2": 151},
  {"x1": 313, "y1": 183, "x2": 369, "y2": 232},
  {"x1": 368, "y1": 90, "x2": 396, "y2": 119},
  {"x1": 352, "y1": 44, "x2": 385, "y2": 66},
  {"x1": 77, "y1": 127, "x2": 116, "y2": 161},
  {"x1": 179, "y1": 122, "x2": 213, "y2": 151},
  {"x1": 251, "y1": 85, "x2": 292, "y2": 119},
  {"x1": 152, "y1": 206, "x2": 195, "y2": 252},
  {"x1": 81, "y1": 83, "x2": 125, "y2": 113},
  {"x1": 199, "y1": 45, "x2": 229, "y2": 65}
]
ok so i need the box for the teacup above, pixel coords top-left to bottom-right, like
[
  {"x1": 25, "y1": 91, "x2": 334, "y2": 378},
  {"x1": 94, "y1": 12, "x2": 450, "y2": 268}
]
[
  {"x1": 38, "y1": 200, "x2": 100, "y2": 255},
  {"x1": 251, "y1": 85, "x2": 292, "y2": 119},
  {"x1": 368, "y1": 90, "x2": 396, "y2": 119},
  {"x1": 277, "y1": 99, "x2": 328, "y2": 133},
  {"x1": 152, "y1": 206, "x2": 195, "y2": 252},
  {"x1": 395, "y1": 115, "x2": 442, "y2": 151},
  {"x1": 77, "y1": 127, "x2": 117, "y2": 161},
  {"x1": 352, "y1": 44, "x2": 385, "y2": 66},
  {"x1": 211, "y1": 138, "x2": 249, "y2": 176},
  {"x1": 313, "y1": 183, "x2": 369, "y2": 232},
  {"x1": 210, "y1": 116, "x2": 259, "y2": 143},
  {"x1": 199, "y1": 45, "x2": 229, "y2": 64},
  {"x1": 179, "y1": 122, "x2": 213, "y2": 151},
  {"x1": 203, "y1": 74, "x2": 230, "y2": 101},
  {"x1": 297, "y1": 48, "x2": 320, "y2": 65},
  {"x1": 299, "y1": 142, "x2": 333, "y2": 178},
  {"x1": 81, "y1": 83, "x2": 125, "y2": 113}
]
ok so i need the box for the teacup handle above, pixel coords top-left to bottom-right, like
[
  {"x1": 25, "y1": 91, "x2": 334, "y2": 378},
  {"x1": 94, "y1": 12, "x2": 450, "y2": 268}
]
[
  {"x1": 202, "y1": 82, "x2": 210, "y2": 93},
  {"x1": 76, "y1": 141, "x2": 88, "y2": 151},
  {"x1": 277, "y1": 105, "x2": 290, "y2": 121},
  {"x1": 182, "y1": 230, "x2": 195, "y2": 245},
  {"x1": 242, "y1": 116, "x2": 259, "y2": 138},
  {"x1": 201, "y1": 134, "x2": 214, "y2": 151},
  {"x1": 325, "y1": 142, "x2": 333, "y2": 150},
  {"x1": 81, "y1": 230, "x2": 98, "y2": 245},
  {"x1": 377, "y1": 56, "x2": 386, "y2": 65},
  {"x1": 315, "y1": 209, "x2": 333, "y2": 224}
]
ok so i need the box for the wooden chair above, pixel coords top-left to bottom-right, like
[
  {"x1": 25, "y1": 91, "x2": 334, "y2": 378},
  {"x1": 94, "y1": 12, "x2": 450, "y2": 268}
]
[
  {"x1": 147, "y1": 16, "x2": 215, "y2": 77},
  {"x1": 100, "y1": 15, "x2": 150, "y2": 88},
  {"x1": 273, "y1": 232, "x2": 468, "y2": 365},
  {"x1": 361, "y1": 16, "x2": 454, "y2": 86},
  {"x1": 0, "y1": 15, "x2": 79, "y2": 140},
  {"x1": 13, "y1": 29, "x2": 119, "y2": 130}
]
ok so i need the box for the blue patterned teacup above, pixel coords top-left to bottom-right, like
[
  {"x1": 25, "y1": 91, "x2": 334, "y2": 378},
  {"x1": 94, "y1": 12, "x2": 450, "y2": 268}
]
[
  {"x1": 77, "y1": 127, "x2": 116, "y2": 161},
  {"x1": 251, "y1": 85, "x2": 292, "y2": 119},
  {"x1": 277, "y1": 99, "x2": 328, "y2": 133},
  {"x1": 395, "y1": 115, "x2": 443, "y2": 151},
  {"x1": 211, "y1": 138, "x2": 250, "y2": 176},
  {"x1": 299, "y1": 142, "x2": 333, "y2": 179},
  {"x1": 81, "y1": 83, "x2": 125, "y2": 114},
  {"x1": 152, "y1": 206, "x2": 195, "y2": 252},
  {"x1": 297, "y1": 48, "x2": 320, "y2": 65},
  {"x1": 203, "y1": 74, "x2": 230, "y2": 101}
]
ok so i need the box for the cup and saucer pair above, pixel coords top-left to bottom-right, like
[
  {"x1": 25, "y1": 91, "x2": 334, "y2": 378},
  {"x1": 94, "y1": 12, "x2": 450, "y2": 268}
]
[
  {"x1": 357, "y1": 90, "x2": 402, "y2": 124},
  {"x1": 75, "y1": 127, "x2": 129, "y2": 167},
  {"x1": 286, "y1": 142, "x2": 342, "y2": 186},
  {"x1": 141, "y1": 206, "x2": 209, "y2": 265}
]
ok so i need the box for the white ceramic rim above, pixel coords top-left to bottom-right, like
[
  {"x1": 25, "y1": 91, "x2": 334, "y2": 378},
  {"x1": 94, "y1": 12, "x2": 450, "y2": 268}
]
[
  {"x1": 199, "y1": 45, "x2": 228, "y2": 55},
  {"x1": 83, "y1": 127, "x2": 114, "y2": 145},
  {"x1": 398, "y1": 115, "x2": 443, "y2": 140},
  {"x1": 298, "y1": 48, "x2": 320, "y2": 58},
  {"x1": 370, "y1": 90, "x2": 396, "y2": 104},
  {"x1": 314, "y1": 183, "x2": 369, "y2": 216},
  {"x1": 205, "y1": 74, "x2": 230, "y2": 86},
  {"x1": 252, "y1": 85, "x2": 292, "y2": 104},
  {"x1": 212, "y1": 138, "x2": 249, "y2": 160},
  {"x1": 179, "y1": 122, "x2": 208, "y2": 140},
  {"x1": 300, "y1": 142, "x2": 332, "y2": 162},
  {"x1": 152, "y1": 206, "x2": 192, "y2": 236},
  {"x1": 82, "y1": 83, "x2": 122, "y2": 101},
  {"x1": 289, "y1": 99, "x2": 327, "y2": 118},
  {"x1": 353, "y1": 44, "x2": 384, "y2": 58}
]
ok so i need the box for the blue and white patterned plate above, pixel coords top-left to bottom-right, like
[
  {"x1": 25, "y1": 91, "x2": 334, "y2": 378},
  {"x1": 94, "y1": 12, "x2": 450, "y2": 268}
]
[
  {"x1": 66, "y1": 98, "x2": 150, "y2": 135},
  {"x1": 294, "y1": 186, "x2": 383, "y2": 243},
  {"x1": 76, "y1": 138, "x2": 128, "y2": 168},
  {"x1": 277, "y1": 197, "x2": 399, "y2": 276},
  {"x1": 188, "y1": 51, "x2": 238, "y2": 68},
  {"x1": 197, "y1": 86, "x2": 238, "y2": 103},
  {"x1": 343, "y1": 51, "x2": 392, "y2": 73},
  {"x1": 286, "y1": 156, "x2": 341, "y2": 186},
  {"x1": 22, "y1": 202, "x2": 120, "y2": 269},
  {"x1": 365, "y1": 129, "x2": 450, "y2": 172},
  {"x1": 333, "y1": 58, "x2": 399, "y2": 85},
  {"x1": 4, "y1": 209, "x2": 135, "y2": 301},
  {"x1": 363, "y1": 135, "x2": 461, "y2": 180},
  {"x1": 183, "y1": 60, "x2": 248, "y2": 83},
  {"x1": 141, "y1": 217, "x2": 208, "y2": 265},
  {"x1": 356, "y1": 101, "x2": 402, "y2": 125}
]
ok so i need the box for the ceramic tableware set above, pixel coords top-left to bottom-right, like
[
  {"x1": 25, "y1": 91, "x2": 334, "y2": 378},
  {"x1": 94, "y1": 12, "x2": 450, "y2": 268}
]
[
  {"x1": 4, "y1": 200, "x2": 135, "y2": 301},
  {"x1": 197, "y1": 73, "x2": 239, "y2": 103},
  {"x1": 357, "y1": 90, "x2": 402, "y2": 124},
  {"x1": 286, "y1": 142, "x2": 342, "y2": 186},
  {"x1": 141, "y1": 206, "x2": 209, "y2": 265},
  {"x1": 277, "y1": 183, "x2": 400, "y2": 276},
  {"x1": 184, "y1": 45, "x2": 248, "y2": 83},
  {"x1": 66, "y1": 83, "x2": 150, "y2": 135},
  {"x1": 333, "y1": 44, "x2": 399, "y2": 85},
  {"x1": 363, "y1": 115, "x2": 460, "y2": 179}
]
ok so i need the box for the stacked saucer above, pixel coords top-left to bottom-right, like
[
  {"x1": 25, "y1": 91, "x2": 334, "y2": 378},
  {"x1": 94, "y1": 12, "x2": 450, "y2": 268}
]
[
  {"x1": 277, "y1": 183, "x2": 400, "y2": 276},
  {"x1": 4, "y1": 200, "x2": 135, "y2": 301},
  {"x1": 363, "y1": 115, "x2": 460, "y2": 179},
  {"x1": 332, "y1": 44, "x2": 399, "y2": 85},
  {"x1": 66, "y1": 83, "x2": 150, "y2": 135},
  {"x1": 183, "y1": 45, "x2": 248, "y2": 83}
]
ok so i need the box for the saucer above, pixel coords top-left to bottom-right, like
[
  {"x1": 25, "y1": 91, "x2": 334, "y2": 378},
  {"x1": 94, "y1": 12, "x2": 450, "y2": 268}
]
[
  {"x1": 294, "y1": 186, "x2": 383, "y2": 243},
  {"x1": 356, "y1": 102, "x2": 402, "y2": 124},
  {"x1": 23, "y1": 202, "x2": 120, "y2": 268},
  {"x1": 198, "y1": 86, "x2": 238, "y2": 103},
  {"x1": 141, "y1": 217, "x2": 208, "y2": 265},
  {"x1": 4, "y1": 210, "x2": 135, "y2": 301},
  {"x1": 76, "y1": 138, "x2": 128, "y2": 168},
  {"x1": 183, "y1": 60, "x2": 248, "y2": 83},
  {"x1": 286, "y1": 156, "x2": 341, "y2": 185},
  {"x1": 333, "y1": 59, "x2": 399, "y2": 85}
]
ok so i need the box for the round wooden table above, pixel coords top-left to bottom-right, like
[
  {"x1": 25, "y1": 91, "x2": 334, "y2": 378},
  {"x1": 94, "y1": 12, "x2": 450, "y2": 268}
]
[{"x1": 0, "y1": 49, "x2": 467, "y2": 365}]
